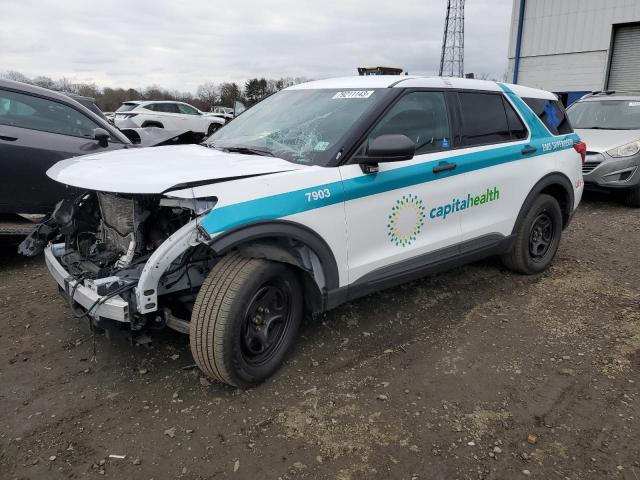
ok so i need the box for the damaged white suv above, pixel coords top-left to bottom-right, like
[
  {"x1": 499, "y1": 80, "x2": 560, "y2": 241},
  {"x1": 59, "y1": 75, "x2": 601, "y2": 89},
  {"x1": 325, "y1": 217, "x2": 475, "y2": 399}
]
[{"x1": 39, "y1": 76, "x2": 585, "y2": 387}]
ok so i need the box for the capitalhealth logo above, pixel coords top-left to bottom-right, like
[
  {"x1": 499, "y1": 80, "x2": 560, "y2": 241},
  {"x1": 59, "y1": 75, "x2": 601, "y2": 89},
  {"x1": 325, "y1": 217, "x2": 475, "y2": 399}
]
[
  {"x1": 387, "y1": 187, "x2": 501, "y2": 247},
  {"x1": 387, "y1": 194, "x2": 426, "y2": 247},
  {"x1": 429, "y1": 186, "x2": 500, "y2": 220}
]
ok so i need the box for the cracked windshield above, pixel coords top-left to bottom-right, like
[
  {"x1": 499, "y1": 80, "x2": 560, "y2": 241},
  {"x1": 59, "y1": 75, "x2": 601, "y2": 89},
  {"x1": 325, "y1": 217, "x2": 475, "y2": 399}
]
[{"x1": 205, "y1": 88, "x2": 384, "y2": 165}]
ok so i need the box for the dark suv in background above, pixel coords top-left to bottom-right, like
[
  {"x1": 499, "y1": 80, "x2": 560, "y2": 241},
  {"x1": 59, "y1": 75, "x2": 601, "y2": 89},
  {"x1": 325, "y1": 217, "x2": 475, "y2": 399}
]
[{"x1": 0, "y1": 79, "x2": 131, "y2": 235}]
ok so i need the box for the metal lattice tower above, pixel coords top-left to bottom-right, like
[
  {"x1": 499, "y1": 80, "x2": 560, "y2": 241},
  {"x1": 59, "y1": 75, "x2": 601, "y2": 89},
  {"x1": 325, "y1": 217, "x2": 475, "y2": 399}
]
[{"x1": 439, "y1": 0, "x2": 465, "y2": 77}]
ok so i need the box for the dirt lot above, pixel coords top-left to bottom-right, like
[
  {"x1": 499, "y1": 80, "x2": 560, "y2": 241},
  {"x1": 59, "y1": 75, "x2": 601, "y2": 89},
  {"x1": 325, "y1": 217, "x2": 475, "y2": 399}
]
[{"x1": 1, "y1": 192, "x2": 639, "y2": 480}]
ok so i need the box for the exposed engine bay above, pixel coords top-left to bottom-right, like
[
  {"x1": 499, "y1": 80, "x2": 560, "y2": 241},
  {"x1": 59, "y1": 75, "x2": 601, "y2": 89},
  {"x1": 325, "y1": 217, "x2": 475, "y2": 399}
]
[{"x1": 28, "y1": 191, "x2": 218, "y2": 333}]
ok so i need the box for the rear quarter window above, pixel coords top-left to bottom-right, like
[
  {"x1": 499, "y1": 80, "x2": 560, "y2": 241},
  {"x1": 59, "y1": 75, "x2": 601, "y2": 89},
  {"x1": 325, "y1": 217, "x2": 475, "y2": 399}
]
[
  {"x1": 116, "y1": 103, "x2": 138, "y2": 112},
  {"x1": 523, "y1": 98, "x2": 573, "y2": 135}
]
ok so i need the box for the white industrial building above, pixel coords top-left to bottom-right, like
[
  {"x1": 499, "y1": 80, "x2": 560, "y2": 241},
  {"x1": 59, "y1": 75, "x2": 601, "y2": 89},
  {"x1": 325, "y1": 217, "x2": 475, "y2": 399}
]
[{"x1": 507, "y1": 0, "x2": 640, "y2": 104}]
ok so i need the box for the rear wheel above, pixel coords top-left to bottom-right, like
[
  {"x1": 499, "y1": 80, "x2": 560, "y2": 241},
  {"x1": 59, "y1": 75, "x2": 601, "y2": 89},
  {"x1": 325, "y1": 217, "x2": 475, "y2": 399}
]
[
  {"x1": 190, "y1": 254, "x2": 302, "y2": 388},
  {"x1": 501, "y1": 194, "x2": 563, "y2": 274},
  {"x1": 623, "y1": 186, "x2": 640, "y2": 208}
]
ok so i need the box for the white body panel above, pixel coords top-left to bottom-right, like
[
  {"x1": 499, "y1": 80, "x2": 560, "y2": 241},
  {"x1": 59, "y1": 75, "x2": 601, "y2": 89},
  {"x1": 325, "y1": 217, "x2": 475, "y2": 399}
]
[
  {"x1": 46, "y1": 145, "x2": 305, "y2": 194},
  {"x1": 186, "y1": 165, "x2": 349, "y2": 286},
  {"x1": 338, "y1": 158, "x2": 462, "y2": 284}
]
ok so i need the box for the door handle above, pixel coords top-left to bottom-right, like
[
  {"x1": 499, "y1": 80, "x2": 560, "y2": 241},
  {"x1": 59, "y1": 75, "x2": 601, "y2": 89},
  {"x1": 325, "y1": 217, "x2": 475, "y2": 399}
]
[
  {"x1": 432, "y1": 162, "x2": 457, "y2": 173},
  {"x1": 521, "y1": 145, "x2": 537, "y2": 155},
  {"x1": 0, "y1": 134, "x2": 18, "y2": 142}
]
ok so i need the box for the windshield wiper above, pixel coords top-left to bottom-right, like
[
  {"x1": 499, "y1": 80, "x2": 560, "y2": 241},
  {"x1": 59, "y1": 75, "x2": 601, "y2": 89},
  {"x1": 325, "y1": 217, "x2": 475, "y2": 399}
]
[{"x1": 223, "y1": 146, "x2": 275, "y2": 157}]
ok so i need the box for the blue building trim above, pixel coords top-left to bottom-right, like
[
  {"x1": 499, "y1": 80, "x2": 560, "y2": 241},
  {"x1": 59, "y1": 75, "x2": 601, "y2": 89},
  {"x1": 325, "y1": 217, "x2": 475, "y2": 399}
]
[{"x1": 513, "y1": 0, "x2": 526, "y2": 84}]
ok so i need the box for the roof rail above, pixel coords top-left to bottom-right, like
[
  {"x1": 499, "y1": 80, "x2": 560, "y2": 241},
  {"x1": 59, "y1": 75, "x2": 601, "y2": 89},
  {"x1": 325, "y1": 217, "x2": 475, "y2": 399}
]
[{"x1": 589, "y1": 90, "x2": 640, "y2": 96}]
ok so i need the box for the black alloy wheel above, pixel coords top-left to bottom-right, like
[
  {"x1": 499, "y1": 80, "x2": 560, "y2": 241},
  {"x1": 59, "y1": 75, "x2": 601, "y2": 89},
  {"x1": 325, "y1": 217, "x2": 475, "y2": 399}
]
[
  {"x1": 241, "y1": 280, "x2": 294, "y2": 366},
  {"x1": 528, "y1": 211, "x2": 554, "y2": 261}
]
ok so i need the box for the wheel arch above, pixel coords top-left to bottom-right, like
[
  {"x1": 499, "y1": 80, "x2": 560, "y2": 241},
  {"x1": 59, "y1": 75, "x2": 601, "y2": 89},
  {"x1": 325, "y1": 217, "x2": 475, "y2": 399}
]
[
  {"x1": 513, "y1": 172, "x2": 574, "y2": 235},
  {"x1": 141, "y1": 120, "x2": 164, "y2": 128},
  {"x1": 208, "y1": 220, "x2": 340, "y2": 314},
  {"x1": 208, "y1": 121, "x2": 222, "y2": 131}
]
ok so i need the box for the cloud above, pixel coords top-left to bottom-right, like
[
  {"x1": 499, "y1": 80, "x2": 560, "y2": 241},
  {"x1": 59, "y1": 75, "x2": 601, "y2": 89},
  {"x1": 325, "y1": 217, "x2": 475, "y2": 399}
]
[{"x1": 2, "y1": 0, "x2": 513, "y2": 92}]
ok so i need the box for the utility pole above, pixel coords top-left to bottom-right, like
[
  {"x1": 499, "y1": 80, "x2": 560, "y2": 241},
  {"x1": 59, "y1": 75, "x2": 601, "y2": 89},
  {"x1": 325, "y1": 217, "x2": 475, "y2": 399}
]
[{"x1": 439, "y1": 0, "x2": 465, "y2": 77}]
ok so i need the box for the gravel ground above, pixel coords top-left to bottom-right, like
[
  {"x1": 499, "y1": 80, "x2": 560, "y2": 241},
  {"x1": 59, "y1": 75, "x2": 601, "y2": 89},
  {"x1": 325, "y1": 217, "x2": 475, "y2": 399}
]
[{"x1": 1, "y1": 192, "x2": 639, "y2": 480}]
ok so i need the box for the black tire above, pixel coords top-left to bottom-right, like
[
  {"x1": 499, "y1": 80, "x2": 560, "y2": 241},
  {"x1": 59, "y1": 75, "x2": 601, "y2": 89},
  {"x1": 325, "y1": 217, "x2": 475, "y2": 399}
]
[
  {"x1": 207, "y1": 123, "x2": 220, "y2": 136},
  {"x1": 623, "y1": 187, "x2": 640, "y2": 208},
  {"x1": 501, "y1": 194, "x2": 563, "y2": 275},
  {"x1": 190, "y1": 254, "x2": 303, "y2": 388}
]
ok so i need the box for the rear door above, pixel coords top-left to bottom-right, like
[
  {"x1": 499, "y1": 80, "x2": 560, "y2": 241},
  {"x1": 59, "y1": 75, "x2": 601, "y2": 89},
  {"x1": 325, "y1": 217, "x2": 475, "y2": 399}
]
[
  {"x1": 0, "y1": 88, "x2": 125, "y2": 214},
  {"x1": 339, "y1": 90, "x2": 463, "y2": 287},
  {"x1": 452, "y1": 91, "x2": 532, "y2": 242},
  {"x1": 154, "y1": 103, "x2": 185, "y2": 130}
]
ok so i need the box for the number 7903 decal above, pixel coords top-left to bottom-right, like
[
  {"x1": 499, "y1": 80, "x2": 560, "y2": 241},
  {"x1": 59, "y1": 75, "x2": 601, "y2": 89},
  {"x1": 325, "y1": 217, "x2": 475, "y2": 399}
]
[{"x1": 305, "y1": 188, "x2": 331, "y2": 202}]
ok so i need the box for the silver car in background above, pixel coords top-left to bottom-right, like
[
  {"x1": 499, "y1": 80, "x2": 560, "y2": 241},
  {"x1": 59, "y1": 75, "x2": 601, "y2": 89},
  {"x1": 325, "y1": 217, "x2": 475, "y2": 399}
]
[{"x1": 567, "y1": 92, "x2": 640, "y2": 207}]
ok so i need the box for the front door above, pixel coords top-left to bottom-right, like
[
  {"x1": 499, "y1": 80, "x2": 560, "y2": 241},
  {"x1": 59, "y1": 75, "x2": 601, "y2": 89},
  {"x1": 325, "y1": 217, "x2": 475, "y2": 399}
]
[{"x1": 339, "y1": 91, "x2": 463, "y2": 287}]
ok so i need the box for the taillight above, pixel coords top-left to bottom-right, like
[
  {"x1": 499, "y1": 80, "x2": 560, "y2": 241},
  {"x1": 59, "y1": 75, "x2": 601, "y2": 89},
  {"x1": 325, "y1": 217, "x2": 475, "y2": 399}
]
[
  {"x1": 116, "y1": 113, "x2": 138, "y2": 119},
  {"x1": 573, "y1": 141, "x2": 586, "y2": 163}
]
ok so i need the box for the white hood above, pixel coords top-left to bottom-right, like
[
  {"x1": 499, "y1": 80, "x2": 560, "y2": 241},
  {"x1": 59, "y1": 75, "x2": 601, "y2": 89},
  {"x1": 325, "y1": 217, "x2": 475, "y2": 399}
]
[
  {"x1": 47, "y1": 145, "x2": 306, "y2": 194},
  {"x1": 575, "y1": 128, "x2": 640, "y2": 153}
]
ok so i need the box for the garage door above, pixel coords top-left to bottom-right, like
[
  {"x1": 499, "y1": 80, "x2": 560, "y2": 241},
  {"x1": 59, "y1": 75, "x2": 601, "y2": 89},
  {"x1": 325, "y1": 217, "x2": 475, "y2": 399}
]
[{"x1": 607, "y1": 23, "x2": 640, "y2": 91}]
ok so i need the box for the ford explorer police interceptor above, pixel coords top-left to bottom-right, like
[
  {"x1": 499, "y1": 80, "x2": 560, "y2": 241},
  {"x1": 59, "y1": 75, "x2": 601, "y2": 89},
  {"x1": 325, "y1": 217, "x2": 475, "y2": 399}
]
[{"x1": 40, "y1": 76, "x2": 586, "y2": 387}]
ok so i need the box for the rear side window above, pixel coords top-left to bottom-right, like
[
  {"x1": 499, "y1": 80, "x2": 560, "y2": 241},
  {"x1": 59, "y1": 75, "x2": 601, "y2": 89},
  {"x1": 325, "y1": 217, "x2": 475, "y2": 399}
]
[
  {"x1": 152, "y1": 103, "x2": 180, "y2": 113},
  {"x1": 156, "y1": 103, "x2": 180, "y2": 113},
  {"x1": 459, "y1": 93, "x2": 511, "y2": 146},
  {"x1": 523, "y1": 98, "x2": 573, "y2": 135},
  {"x1": 116, "y1": 103, "x2": 138, "y2": 112},
  {"x1": 0, "y1": 89, "x2": 100, "y2": 138}
]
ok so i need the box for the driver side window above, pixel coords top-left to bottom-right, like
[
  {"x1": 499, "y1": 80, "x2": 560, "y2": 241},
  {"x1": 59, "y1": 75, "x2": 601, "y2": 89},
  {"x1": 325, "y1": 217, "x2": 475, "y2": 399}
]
[{"x1": 368, "y1": 92, "x2": 451, "y2": 155}]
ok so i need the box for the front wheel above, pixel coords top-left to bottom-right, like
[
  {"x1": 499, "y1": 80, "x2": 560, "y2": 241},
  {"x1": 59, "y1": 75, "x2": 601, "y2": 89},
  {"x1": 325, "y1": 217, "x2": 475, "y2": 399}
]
[
  {"x1": 207, "y1": 123, "x2": 220, "y2": 136},
  {"x1": 190, "y1": 255, "x2": 303, "y2": 388},
  {"x1": 501, "y1": 194, "x2": 563, "y2": 274},
  {"x1": 623, "y1": 186, "x2": 640, "y2": 208}
]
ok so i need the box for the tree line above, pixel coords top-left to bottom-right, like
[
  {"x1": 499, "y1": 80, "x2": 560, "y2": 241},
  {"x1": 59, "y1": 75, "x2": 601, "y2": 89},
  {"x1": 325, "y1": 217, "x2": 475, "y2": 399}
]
[{"x1": 1, "y1": 71, "x2": 310, "y2": 112}]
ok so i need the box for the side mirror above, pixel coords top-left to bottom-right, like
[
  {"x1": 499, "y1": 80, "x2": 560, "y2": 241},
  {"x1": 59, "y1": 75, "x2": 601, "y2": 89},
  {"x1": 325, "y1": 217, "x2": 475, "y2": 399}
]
[
  {"x1": 94, "y1": 128, "x2": 111, "y2": 147},
  {"x1": 356, "y1": 134, "x2": 416, "y2": 174}
]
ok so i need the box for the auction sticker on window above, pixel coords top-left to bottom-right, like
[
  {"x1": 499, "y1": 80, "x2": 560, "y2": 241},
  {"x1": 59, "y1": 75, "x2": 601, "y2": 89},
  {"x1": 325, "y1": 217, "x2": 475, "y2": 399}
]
[
  {"x1": 332, "y1": 90, "x2": 374, "y2": 99},
  {"x1": 629, "y1": 102, "x2": 640, "y2": 107}
]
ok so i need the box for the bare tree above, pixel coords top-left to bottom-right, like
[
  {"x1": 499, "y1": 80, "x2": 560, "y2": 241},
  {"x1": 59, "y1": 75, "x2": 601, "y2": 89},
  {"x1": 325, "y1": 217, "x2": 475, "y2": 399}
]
[
  {"x1": 1, "y1": 70, "x2": 31, "y2": 83},
  {"x1": 196, "y1": 81, "x2": 218, "y2": 111}
]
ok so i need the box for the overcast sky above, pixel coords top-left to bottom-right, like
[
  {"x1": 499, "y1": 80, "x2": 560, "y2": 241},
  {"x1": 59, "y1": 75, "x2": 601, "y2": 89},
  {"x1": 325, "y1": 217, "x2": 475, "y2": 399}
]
[{"x1": 2, "y1": 0, "x2": 513, "y2": 92}]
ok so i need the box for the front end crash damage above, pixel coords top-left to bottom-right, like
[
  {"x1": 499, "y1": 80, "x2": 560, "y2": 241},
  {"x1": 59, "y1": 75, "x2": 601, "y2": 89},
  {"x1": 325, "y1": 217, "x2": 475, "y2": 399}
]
[{"x1": 40, "y1": 191, "x2": 217, "y2": 333}]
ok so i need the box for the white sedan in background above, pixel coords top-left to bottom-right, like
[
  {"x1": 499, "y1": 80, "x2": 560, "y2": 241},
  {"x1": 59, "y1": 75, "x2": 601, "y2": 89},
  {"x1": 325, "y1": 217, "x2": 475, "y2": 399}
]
[{"x1": 114, "y1": 101, "x2": 225, "y2": 136}]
